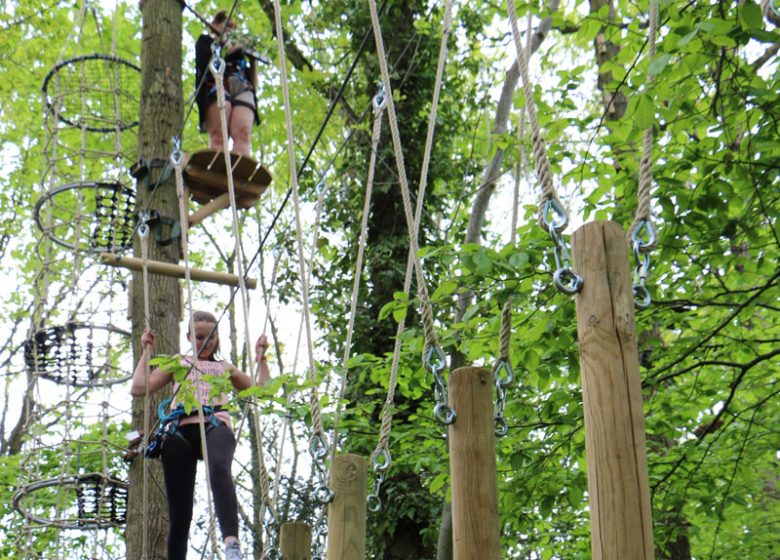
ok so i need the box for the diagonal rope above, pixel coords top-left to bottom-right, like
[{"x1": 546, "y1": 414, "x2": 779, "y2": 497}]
[
  {"x1": 365, "y1": 0, "x2": 440, "y2": 361},
  {"x1": 505, "y1": 0, "x2": 563, "y2": 229},
  {"x1": 367, "y1": 0, "x2": 456, "y2": 508},
  {"x1": 138, "y1": 224, "x2": 151, "y2": 560}
]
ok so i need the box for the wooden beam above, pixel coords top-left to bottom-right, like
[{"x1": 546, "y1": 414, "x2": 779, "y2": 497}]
[
  {"x1": 448, "y1": 366, "x2": 500, "y2": 560},
  {"x1": 326, "y1": 454, "x2": 367, "y2": 559},
  {"x1": 100, "y1": 253, "x2": 257, "y2": 289},
  {"x1": 188, "y1": 192, "x2": 232, "y2": 226},
  {"x1": 571, "y1": 221, "x2": 654, "y2": 560},
  {"x1": 280, "y1": 522, "x2": 311, "y2": 560}
]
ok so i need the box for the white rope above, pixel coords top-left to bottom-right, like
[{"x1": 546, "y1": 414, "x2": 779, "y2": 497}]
[
  {"x1": 329, "y1": 100, "x2": 384, "y2": 464},
  {"x1": 368, "y1": 0, "x2": 455, "y2": 489},
  {"x1": 628, "y1": 0, "x2": 659, "y2": 250},
  {"x1": 505, "y1": 0, "x2": 563, "y2": 229},
  {"x1": 270, "y1": 0, "x2": 326, "y2": 444},
  {"x1": 173, "y1": 150, "x2": 221, "y2": 558},
  {"x1": 366, "y1": 0, "x2": 441, "y2": 360},
  {"x1": 139, "y1": 225, "x2": 151, "y2": 560}
]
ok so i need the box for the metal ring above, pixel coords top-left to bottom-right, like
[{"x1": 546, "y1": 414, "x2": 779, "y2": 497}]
[
  {"x1": 633, "y1": 285, "x2": 652, "y2": 308},
  {"x1": 371, "y1": 448, "x2": 392, "y2": 472},
  {"x1": 494, "y1": 417, "x2": 509, "y2": 437},
  {"x1": 630, "y1": 219, "x2": 656, "y2": 252},
  {"x1": 553, "y1": 267, "x2": 584, "y2": 295},
  {"x1": 209, "y1": 54, "x2": 225, "y2": 76},
  {"x1": 424, "y1": 344, "x2": 447, "y2": 373},
  {"x1": 434, "y1": 402, "x2": 457, "y2": 425},
  {"x1": 541, "y1": 198, "x2": 569, "y2": 232},
  {"x1": 137, "y1": 223, "x2": 149, "y2": 239},
  {"x1": 367, "y1": 493, "x2": 383, "y2": 513},
  {"x1": 309, "y1": 434, "x2": 328, "y2": 460},
  {"x1": 493, "y1": 360, "x2": 514, "y2": 388},
  {"x1": 314, "y1": 484, "x2": 335, "y2": 505}
]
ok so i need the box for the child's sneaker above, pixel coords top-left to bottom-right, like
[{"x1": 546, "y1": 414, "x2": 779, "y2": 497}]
[{"x1": 224, "y1": 541, "x2": 243, "y2": 560}]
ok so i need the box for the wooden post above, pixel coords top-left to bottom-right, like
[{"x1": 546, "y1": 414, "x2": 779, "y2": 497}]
[
  {"x1": 326, "y1": 454, "x2": 367, "y2": 560},
  {"x1": 280, "y1": 522, "x2": 312, "y2": 560},
  {"x1": 571, "y1": 221, "x2": 655, "y2": 560},
  {"x1": 100, "y1": 253, "x2": 257, "y2": 289},
  {"x1": 448, "y1": 366, "x2": 500, "y2": 560}
]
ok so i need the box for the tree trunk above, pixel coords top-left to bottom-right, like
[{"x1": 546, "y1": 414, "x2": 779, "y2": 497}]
[
  {"x1": 126, "y1": 1, "x2": 184, "y2": 559},
  {"x1": 590, "y1": 0, "x2": 627, "y2": 121}
]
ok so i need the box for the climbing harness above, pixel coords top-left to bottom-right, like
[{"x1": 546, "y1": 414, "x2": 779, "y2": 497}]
[{"x1": 144, "y1": 399, "x2": 226, "y2": 459}]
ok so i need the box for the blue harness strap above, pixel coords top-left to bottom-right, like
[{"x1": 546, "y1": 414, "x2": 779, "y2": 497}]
[{"x1": 144, "y1": 398, "x2": 224, "y2": 459}]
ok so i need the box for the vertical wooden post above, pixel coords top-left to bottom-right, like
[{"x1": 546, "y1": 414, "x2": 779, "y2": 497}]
[
  {"x1": 280, "y1": 522, "x2": 311, "y2": 560},
  {"x1": 571, "y1": 221, "x2": 655, "y2": 560},
  {"x1": 326, "y1": 454, "x2": 367, "y2": 560},
  {"x1": 448, "y1": 366, "x2": 500, "y2": 560}
]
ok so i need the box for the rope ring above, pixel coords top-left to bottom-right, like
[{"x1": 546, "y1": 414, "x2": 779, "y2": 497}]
[
  {"x1": 41, "y1": 54, "x2": 141, "y2": 132},
  {"x1": 33, "y1": 181, "x2": 136, "y2": 253}
]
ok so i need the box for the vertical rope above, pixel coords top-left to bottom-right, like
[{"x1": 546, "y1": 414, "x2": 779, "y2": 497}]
[
  {"x1": 328, "y1": 101, "x2": 384, "y2": 464},
  {"x1": 628, "y1": 0, "x2": 659, "y2": 247},
  {"x1": 505, "y1": 0, "x2": 563, "y2": 229},
  {"x1": 172, "y1": 151, "x2": 221, "y2": 558},
  {"x1": 270, "y1": 0, "x2": 326, "y2": 444},
  {"x1": 139, "y1": 225, "x2": 151, "y2": 560}
]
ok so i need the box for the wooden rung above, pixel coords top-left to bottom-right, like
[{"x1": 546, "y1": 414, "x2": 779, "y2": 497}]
[
  {"x1": 100, "y1": 253, "x2": 257, "y2": 289},
  {"x1": 189, "y1": 193, "x2": 232, "y2": 226}
]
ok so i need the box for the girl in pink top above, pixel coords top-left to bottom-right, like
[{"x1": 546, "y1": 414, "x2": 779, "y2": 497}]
[{"x1": 131, "y1": 310, "x2": 271, "y2": 560}]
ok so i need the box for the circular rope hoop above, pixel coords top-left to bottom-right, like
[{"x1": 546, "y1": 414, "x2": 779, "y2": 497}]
[
  {"x1": 24, "y1": 322, "x2": 132, "y2": 387},
  {"x1": 33, "y1": 181, "x2": 136, "y2": 253},
  {"x1": 41, "y1": 54, "x2": 141, "y2": 132},
  {"x1": 13, "y1": 473, "x2": 128, "y2": 530}
]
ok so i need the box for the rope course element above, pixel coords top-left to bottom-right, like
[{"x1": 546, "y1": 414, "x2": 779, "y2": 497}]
[
  {"x1": 13, "y1": 474, "x2": 128, "y2": 530},
  {"x1": 506, "y1": 0, "x2": 583, "y2": 295},
  {"x1": 493, "y1": 10, "x2": 532, "y2": 439},
  {"x1": 368, "y1": 0, "x2": 456, "y2": 512},
  {"x1": 208, "y1": 34, "x2": 282, "y2": 558},
  {"x1": 271, "y1": 0, "x2": 335, "y2": 515},
  {"x1": 33, "y1": 181, "x2": 136, "y2": 253},
  {"x1": 366, "y1": 0, "x2": 455, "y2": 426},
  {"x1": 41, "y1": 54, "x2": 141, "y2": 133},
  {"x1": 23, "y1": 321, "x2": 132, "y2": 386},
  {"x1": 628, "y1": 0, "x2": 659, "y2": 309}
]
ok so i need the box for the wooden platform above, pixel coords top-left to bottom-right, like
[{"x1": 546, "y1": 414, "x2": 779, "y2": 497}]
[{"x1": 183, "y1": 149, "x2": 272, "y2": 208}]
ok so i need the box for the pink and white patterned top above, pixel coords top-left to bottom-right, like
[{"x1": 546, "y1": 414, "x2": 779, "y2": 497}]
[{"x1": 173, "y1": 357, "x2": 233, "y2": 429}]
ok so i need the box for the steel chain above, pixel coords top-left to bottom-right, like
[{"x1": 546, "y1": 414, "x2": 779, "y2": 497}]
[
  {"x1": 630, "y1": 219, "x2": 655, "y2": 309},
  {"x1": 309, "y1": 434, "x2": 335, "y2": 504},
  {"x1": 425, "y1": 345, "x2": 456, "y2": 425},
  {"x1": 311, "y1": 513, "x2": 328, "y2": 560},
  {"x1": 492, "y1": 360, "x2": 514, "y2": 437},
  {"x1": 542, "y1": 199, "x2": 583, "y2": 295},
  {"x1": 367, "y1": 448, "x2": 391, "y2": 512},
  {"x1": 261, "y1": 507, "x2": 281, "y2": 560}
]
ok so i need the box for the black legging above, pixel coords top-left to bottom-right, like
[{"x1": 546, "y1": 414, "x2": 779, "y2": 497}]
[{"x1": 161, "y1": 423, "x2": 239, "y2": 560}]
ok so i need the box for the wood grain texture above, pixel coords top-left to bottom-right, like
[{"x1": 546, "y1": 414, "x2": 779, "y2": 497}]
[
  {"x1": 448, "y1": 366, "x2": 500, "y2": 560},
  {"x1": 281, "y1": 522, "x2": 312, "y2": 560},
  {"x1": 326, "y1": 454, "x2": 367, "y2": 560},
  {"x1": 572, "y1": 221, "x2": 654, "y2": 560}
]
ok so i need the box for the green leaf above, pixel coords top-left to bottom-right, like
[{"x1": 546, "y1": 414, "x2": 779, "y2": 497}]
[
  {"x1": 648, "y1": 53, "x2": 672, "y2": 76},
  {"x1": 739, "y1": 1, "x2": 764, "y2": 30}
]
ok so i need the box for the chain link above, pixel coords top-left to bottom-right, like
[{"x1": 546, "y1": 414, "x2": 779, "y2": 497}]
[
  {"x1": 492, "y1": 360, "x2": 514, "y2": 437},
  {"x1": 630, "y1": 219, "x2": 655, "y2": 309},
  {"x1": 425, "y1": 345, "x2": 456, "y2": 425},
  {"x1": 541, "y1": 199, "x2": 583, "y2": 295},
  {"x1": 261, "y1": 507, "x2": 281, "y2": 560},
  {"x1": 311, "y1": 512, "x2": 328, "y2": 560},
  {"x1": 309, "y1": 434, "x2": 335, "y2": 504},
  {"x1": 367, "y1": 447, "x2": 391, "y2": 512}
]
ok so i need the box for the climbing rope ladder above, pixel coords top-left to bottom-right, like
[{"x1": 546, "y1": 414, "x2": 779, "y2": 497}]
[{"x1": 15, "y1": 2, "x2": 140, "y2": 559}]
